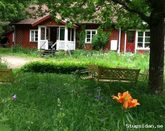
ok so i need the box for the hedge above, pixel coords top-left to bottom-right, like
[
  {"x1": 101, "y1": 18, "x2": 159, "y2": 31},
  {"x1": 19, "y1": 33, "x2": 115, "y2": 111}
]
[{"x1": 21, "y1": 61, "x2": 86, "y2": 74}]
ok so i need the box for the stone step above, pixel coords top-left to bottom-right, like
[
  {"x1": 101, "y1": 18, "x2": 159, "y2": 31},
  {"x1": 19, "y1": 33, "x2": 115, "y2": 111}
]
[{"x1": 40, "y1": 49, "x2": 56, "y2": 56}]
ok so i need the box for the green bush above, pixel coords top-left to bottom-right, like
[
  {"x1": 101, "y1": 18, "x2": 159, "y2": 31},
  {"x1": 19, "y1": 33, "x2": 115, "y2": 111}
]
[
  {"x1": 21, "y1": 61, "x2": 86, "y2": 74},
  {"x1": 92, "y1": 29, "x2": 110, "y2": 50}
]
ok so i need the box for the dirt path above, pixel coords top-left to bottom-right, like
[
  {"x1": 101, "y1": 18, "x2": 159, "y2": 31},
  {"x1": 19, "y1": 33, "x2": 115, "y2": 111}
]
[{"x1": 1, "y1": 56, "x2": 42, "y2": 69}]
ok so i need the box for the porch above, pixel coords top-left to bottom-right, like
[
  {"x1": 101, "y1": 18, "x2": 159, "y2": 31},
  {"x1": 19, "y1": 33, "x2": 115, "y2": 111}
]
[{"x1": 38, "y1": 26, "x2": 76, "y2": 51}]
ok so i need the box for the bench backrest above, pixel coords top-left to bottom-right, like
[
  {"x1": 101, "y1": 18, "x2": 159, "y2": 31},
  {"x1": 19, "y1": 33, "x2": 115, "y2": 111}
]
[
  {"x1": 0, "y1": 69, "x2": 14, "y2": 83},
  {"x1": 97, "y1": 67, "x2": 140, "y2": 82}
]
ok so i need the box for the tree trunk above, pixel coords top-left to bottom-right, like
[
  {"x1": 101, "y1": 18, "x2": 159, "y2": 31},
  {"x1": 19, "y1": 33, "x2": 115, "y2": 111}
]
[{"x1": 149, "y1": 13, "x2": 164, "y2": 94}]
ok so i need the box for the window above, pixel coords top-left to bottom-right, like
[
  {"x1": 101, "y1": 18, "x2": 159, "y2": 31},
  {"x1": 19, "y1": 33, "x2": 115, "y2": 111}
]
[
  {"x1": 41, "y1": 27, "x2": 46, "y2": 40},
  {"x1": 68, "y1": 28, "x2": 74, "y2": 41},
  {"x1": 30, "y1": 30, "x2": 38, "y2": 42},
  {"x1": 137, "y1": 31, "x2": 150, "y2": 49},
  {"x1": 57, "y1": 27, "x2": 65, "y2": 41},
  {"x1": 85, "y1": 30, "x2": 97, "y2": 43},
  {"x1": 46, "y1": 28, "x2": 50, "y2": 40}
]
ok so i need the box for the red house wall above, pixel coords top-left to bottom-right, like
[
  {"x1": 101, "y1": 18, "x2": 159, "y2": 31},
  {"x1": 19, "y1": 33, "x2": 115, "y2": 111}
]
[
  {"x1": 15, "y1": 25, "x2": 37, "y2": 49},
  {"x1": 104, "y1": 29, "x2": 119, "y2": 50},
  {"x1": 6, "y1": 32, "x2": 14, "y2": 47}
]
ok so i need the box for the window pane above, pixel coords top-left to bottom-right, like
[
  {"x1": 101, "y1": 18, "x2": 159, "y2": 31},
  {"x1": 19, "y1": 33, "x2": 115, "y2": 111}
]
[
  {"x1": 145, "y1": 32, "x2": 150, "y2": 36},
  {"x1": 67, "y1": 28, "x2": 74, "y2": 41},
  {"x1": 87, "y1": 34, "x2": 90, "y2": 38},
  {"x1": 35, "y1": 31, "x2": 38, "y2": 41},
  {"x1": 138, "y1": 32, "x2": 143, "y2": 36},
  {"x1": 145, "y1": 38, "x2": 150, "y2": 42},
  {"x1": 145, "y1": 43, "x2": 150, "y2": 48},
  {"x1": 71, "y1": 29, "x2": 74, "y2": 41},
  {"x1": 31, "y1": 37, "x2": 34, "y2": 42},
  {"x1": 31, "y1": 31, "x2": 34, "y2": 41},
  {"x1": 60, "y1": 27, "x2": 65, "y2": 40},
  {"x1": 46, "y1": 28, "x2": 49, "y2": 40},
  {"x1": 87, "y1": 38, "x2": 90, "y2": 42},
  {"x1": 68, "y1": 28, "x2": 71, "y2": 41},
  {"x1": 138, "y1": 43, "x2": 143, "y2": 48},
  {"x1": 35, "y1": 31, "x2": 38, "y2": 35},
  {"x1": 87, "y1": 31, "x2": 90, "y2": 35},
  {"x1": 41, "y1": 27, "x2": 45, "y2": 40},
  {"x1": 138, "y1": 37, "x2": 143, "y2": 42},
  {"x1": 57, "y1": 28, "x2": 59, "y2": 40},
  {"x1": 92, "y1": 31, "x2": 96, "y2": 35}
]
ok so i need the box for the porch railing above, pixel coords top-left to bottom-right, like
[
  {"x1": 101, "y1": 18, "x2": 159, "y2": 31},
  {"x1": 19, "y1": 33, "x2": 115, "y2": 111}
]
[
  {"x1": 56, "y1": 40, "x2": 65, "y2": 50},
  {"x1": 38, "y1": 40, "x2": 48, "y2": 50},
  {"x1": 66, "y1": 41, "x2": 75, "y2": 50},
  {"x1": 56, "y1": 40, "x2": 75, "y2": 50}
]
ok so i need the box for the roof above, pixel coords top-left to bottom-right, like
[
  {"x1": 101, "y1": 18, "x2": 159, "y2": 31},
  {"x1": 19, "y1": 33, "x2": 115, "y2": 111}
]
[
  {"x1": 14, "y1": 14, "x2": 78, "y2": 28},
  {"x1": 13, "y1": 15, "x2": 51, "y2": 27}
]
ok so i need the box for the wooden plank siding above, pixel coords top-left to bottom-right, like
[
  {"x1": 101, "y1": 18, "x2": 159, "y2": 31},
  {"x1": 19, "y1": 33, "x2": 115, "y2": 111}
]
[
  {"x1": 105, "y1": 29, "x2": 119, "y2": 50},
  {"x1": 15, "y1": 25, "x2": 37, "y2": 48}
]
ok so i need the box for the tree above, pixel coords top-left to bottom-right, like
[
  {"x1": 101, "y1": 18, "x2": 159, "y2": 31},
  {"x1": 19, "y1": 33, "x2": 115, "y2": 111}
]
[
  {"x1": 92, "y1": 28, "x2": 110, "y2": 50},
  {"x1": 36, "y1": 0, "x2": 164, "y2": 94},
  {"x1": 0, "y1": 0, "x2": 36, "y2": 34},
  {"x1": 1, "y1": 0, "x2": 165, "y2": 94},
  {"x1": 110, "y1": 0, "x2": 165, "y2": 94}
]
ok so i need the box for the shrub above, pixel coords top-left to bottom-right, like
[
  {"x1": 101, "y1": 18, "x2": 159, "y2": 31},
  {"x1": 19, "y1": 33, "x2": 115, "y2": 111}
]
[
  {"x1": 92, "y1": 29, "x2": 110, "y2": 50},
  {"x1": 21, "y1": 61, "x2": 86, "y2": 74}
]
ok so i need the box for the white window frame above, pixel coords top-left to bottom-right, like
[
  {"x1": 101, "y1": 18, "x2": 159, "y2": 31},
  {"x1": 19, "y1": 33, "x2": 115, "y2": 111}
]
[
  {"x1": 85, "y1": 29, "x2": 97, "y2": 43},
  {"x1": 137, "y1": 30, "x2": 150, "y2": 50},
  {"x1": 30, "y1": 29, "x2": 38, "y2": 42}
]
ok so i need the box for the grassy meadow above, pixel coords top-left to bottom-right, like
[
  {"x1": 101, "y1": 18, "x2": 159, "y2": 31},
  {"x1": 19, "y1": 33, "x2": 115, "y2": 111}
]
[{"x1": 0, "y1": 47, "x2": 165, "y2": 131}]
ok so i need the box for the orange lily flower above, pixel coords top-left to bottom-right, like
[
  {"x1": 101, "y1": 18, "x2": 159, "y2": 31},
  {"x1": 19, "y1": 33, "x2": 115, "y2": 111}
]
[
  {"x1": 112, "y1": 91, "x2": 140, "y2": 109},
  {"x1": 112, "y1": 91, "x2": 132, "y2": 103}
]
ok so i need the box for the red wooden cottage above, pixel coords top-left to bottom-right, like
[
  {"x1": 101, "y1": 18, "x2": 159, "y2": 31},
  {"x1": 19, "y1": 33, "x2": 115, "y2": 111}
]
[
  {"x1": 7, "y1": 14, "x2": 150, "y2": 53},
  {"x1": 11, "y1": 15, "x2": 76, "y2": 51}
]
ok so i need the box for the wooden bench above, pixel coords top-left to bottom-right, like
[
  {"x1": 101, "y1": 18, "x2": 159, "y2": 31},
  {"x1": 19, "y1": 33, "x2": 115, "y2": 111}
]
[
  {"x1": 76, "y1": 65, "x2": 98, "y2": 80},
  {"x1": 0, "y1": 69, "x2": 14, "y2": 84},
  {"x1": 78, "y1": 66, "x2": 140, "y2": 85},
  {"x1": 96, "y1": 67, "x2": 140, "y2": 85}
]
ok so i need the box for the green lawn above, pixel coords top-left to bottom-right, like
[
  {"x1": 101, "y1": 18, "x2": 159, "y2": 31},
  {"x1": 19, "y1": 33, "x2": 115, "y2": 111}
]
[
  {"x1": 0, "y1": 73, "x2": 165, "y2": 131},
  {"x1": 0, "y1": 48, "x2": 165, "y2": 131}
]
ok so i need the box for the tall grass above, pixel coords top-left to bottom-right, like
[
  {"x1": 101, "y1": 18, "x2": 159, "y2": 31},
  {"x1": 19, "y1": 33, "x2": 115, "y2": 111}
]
[
  {"x1": 23, "y1": 50, "x2": 149, "y2": 73},
  {"x1": 0, "y1": 46, "x2": 39, "y2": 57},
  {"x1": 0, "y1": 73, "x2": 164, "y2": 131},
  {"x1": 0, "y1": 48, "x2": 149, "y2": 72}
]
